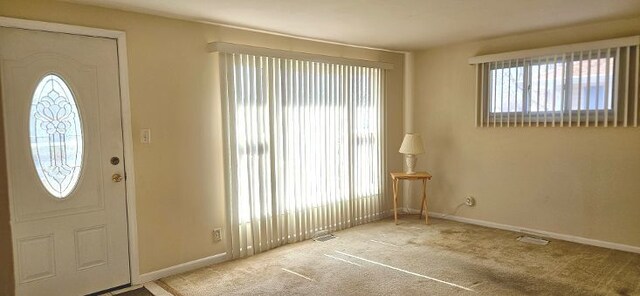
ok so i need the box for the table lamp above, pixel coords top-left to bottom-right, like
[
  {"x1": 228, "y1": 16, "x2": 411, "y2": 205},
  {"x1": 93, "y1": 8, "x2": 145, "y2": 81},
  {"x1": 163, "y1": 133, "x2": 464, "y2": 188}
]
[{"x1": 399, "y1": 133, "x2": 424, "y2": 174}]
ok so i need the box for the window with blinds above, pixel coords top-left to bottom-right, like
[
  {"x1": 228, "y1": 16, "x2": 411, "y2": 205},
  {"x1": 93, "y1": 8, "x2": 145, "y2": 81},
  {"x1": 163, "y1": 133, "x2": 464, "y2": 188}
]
[
  {"x1": 216, "y1": 45, "x2": 387, "y2": 258},
  {"x1": 471, "y1": 36, "x2": 640, "y2": 127}
]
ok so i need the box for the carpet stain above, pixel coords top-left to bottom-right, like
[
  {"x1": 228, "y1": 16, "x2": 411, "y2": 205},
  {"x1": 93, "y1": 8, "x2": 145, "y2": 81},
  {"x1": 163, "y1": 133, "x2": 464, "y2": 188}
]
[
  {"x1": 406, "y1": 238, "x2": 420, "y2": 245},
  {"x1": 617, "y1": 287, "x2": 630, "y2": 296},
  {"x1": 439, "y1": 228, "x2": 466, "y2": 235}
]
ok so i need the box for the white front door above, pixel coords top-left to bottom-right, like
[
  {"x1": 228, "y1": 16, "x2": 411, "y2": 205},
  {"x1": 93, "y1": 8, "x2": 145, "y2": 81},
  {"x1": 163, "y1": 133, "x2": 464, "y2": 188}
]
[{"x1": 0, "y1": 27, "x2": 130, "y2": 295}]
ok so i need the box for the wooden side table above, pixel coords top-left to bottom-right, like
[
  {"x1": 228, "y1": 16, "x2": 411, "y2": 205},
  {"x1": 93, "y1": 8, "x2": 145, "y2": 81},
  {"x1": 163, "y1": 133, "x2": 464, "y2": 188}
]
[{"x1": 390, "y1": 172, "x2": 432, "y2": 225}]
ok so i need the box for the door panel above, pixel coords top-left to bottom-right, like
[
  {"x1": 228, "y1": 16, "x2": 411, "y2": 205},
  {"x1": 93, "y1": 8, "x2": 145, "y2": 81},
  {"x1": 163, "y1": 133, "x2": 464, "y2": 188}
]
[
  {"x1": 5, "y1": 53, "x2": 105, "y2": 222},
  {"x1": 0, "y1": 27, "x2": 130, "y2": 296}
]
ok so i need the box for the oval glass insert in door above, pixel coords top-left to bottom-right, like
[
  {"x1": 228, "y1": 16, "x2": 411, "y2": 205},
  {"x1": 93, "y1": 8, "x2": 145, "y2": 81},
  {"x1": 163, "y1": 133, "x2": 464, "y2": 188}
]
[{"x1": 29, "y1": 74, "x2": 84, "y2": 198}]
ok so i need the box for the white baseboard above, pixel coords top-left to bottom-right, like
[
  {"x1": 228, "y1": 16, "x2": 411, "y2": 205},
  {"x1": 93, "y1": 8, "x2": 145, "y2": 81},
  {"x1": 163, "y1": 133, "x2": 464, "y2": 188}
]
[
  {"x1": 425, "y1": 211, "x2": 640, "y2": 254},
  {"x1": 137, "y1": 252, "x2": 230, "y2": 283}
]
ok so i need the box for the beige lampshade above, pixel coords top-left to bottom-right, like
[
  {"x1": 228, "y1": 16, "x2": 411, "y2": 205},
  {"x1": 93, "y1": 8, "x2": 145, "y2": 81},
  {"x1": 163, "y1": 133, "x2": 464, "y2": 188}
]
[{"x1": 399, "y1": 133, "x2": 425, "y2": 154}]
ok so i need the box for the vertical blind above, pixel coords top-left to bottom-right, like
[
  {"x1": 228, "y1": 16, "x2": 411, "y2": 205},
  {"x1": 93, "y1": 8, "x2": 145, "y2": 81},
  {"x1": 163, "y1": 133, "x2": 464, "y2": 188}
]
[
  {"x1": 472, "y1": 38, "x2": 639, "y2": 127},
  {"x1": 220, "y1": 52, "x2": 387, "y2": 258}
]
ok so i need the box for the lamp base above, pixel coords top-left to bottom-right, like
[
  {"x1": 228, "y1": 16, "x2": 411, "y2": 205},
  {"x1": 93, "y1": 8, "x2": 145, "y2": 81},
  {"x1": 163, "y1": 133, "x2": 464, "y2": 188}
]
[{"x1": 404, "y1": 154, "x2": 417, "y2": 174}]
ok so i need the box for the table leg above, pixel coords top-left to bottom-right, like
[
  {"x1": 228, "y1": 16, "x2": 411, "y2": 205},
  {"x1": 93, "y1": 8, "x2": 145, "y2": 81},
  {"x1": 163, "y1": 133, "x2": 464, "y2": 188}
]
[
  {"x1": 423, "y1": 179, "x2": 429, "y2": 225},
  {"x1": 419, "y1": 181, "x2": 425, "y2": 219},
  {"x1": 392, "y1": 178, "x2": 398, "y2": 225}
]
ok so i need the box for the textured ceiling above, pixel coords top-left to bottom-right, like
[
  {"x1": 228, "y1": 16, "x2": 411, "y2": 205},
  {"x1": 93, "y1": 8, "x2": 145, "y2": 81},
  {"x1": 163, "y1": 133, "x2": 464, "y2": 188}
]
[{"x1": 68, "y1": 0, "x2": 640, "y2": 51}]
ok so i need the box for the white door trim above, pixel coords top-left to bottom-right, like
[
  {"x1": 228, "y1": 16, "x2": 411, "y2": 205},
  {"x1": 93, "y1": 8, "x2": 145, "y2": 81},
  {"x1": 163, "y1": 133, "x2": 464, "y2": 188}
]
[{"x1": 0, "y1": 16, "x2": 141, "y2": 285}]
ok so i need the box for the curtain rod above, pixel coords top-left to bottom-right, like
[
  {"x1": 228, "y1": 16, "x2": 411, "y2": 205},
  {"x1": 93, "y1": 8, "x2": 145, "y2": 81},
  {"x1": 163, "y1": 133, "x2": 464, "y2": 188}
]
[
  {"x1": 468, "y1": 35, "x2": 640, "y2": 64},
  {"x1": 208, "y1": 42, "x2": 394, "y2": 70}
]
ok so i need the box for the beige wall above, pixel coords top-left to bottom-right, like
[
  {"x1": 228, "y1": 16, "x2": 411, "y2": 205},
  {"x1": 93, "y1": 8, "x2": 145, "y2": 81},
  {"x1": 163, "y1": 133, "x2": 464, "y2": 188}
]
[
  {"x1": 414, "y1": 16, "x2": 640, "y2": 248},
  {"x1": 0, "y1": 0, "x2": 404, "y2": 287}
]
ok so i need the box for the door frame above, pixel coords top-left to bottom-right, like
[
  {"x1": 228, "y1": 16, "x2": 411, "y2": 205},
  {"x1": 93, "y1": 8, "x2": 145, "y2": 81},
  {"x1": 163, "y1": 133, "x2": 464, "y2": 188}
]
[{"x1": 0, "y1": 17, "x2": 141, "y2": 285}]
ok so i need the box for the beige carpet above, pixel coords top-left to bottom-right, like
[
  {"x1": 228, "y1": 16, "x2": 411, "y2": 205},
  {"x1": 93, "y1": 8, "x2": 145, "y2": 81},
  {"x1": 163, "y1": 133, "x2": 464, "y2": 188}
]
[{"x1": 158, "y1": 217, "x2": 640, "y2": 295}]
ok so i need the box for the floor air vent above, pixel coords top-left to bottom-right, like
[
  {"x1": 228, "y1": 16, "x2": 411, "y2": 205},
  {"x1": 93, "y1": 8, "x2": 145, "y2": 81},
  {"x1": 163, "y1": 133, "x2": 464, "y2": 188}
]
[
  {"x1": 314, "y1": 234, "x2": 337, "y2": 242},
  {"x1": 517, "y1": 235, "x2": 549, "y2": 245}
]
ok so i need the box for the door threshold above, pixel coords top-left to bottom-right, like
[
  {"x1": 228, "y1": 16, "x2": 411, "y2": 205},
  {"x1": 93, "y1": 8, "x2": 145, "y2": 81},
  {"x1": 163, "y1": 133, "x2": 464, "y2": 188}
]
[{"x1": 93, "y1": 282, "x2": 172, "y2": 296}]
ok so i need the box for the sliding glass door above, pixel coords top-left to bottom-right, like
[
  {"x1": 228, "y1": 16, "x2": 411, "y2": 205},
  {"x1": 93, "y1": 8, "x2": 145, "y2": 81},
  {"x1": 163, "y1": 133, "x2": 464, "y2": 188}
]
[{"x1": 220, "y1": 53, "x2": 386, "y2": 258}]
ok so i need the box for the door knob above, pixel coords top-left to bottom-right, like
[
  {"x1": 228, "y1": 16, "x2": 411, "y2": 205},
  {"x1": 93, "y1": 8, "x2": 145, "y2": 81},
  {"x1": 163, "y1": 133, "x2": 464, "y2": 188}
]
[{"x1": 112, "y1": 173, "x2": 124, "y2": 183}]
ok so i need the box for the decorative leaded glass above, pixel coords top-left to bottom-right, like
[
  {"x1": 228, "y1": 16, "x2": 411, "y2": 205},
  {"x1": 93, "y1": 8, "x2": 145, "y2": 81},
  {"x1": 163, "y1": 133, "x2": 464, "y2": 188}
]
[{"x1": 29, "y1": 74, "x2": 83, "y2": 198}]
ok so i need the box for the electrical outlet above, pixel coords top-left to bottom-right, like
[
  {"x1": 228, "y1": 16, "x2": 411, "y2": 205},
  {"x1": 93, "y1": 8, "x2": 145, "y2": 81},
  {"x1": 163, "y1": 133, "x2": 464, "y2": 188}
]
[
  {"x1": 212, "y1": 228, "x2": 222, "y2": 242},
  {"x1": 465, "y1": 196, "x2": 476, "y2": 207}
]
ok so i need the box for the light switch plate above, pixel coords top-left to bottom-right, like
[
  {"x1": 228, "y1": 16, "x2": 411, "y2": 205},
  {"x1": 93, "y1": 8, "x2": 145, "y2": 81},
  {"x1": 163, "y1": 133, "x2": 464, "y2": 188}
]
[{"x1": 140, "y1": 128, "x2": 151, "y2": 144}]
